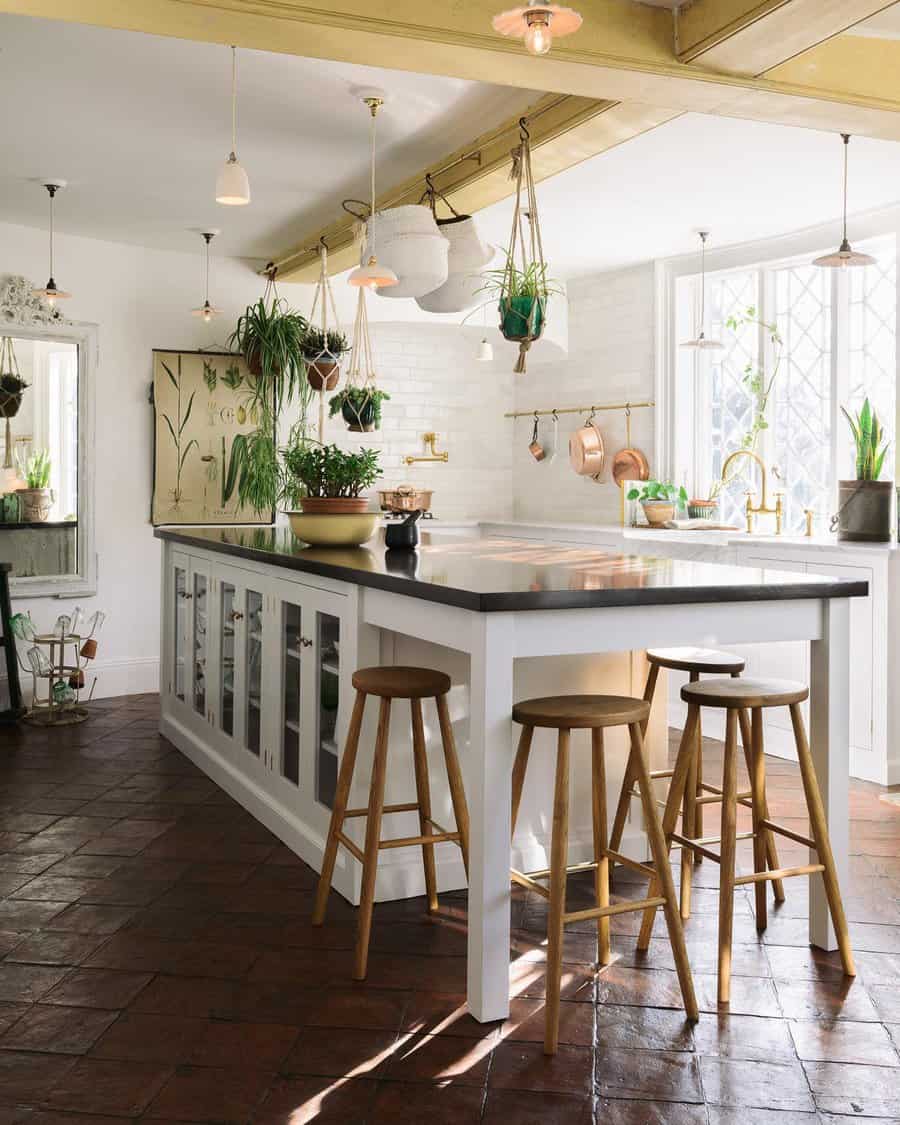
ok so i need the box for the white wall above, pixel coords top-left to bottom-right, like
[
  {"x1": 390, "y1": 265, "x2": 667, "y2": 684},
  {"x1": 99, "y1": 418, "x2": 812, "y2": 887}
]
[{"x1": 510, "y1": 264, "x2": 656, "y2": 524}]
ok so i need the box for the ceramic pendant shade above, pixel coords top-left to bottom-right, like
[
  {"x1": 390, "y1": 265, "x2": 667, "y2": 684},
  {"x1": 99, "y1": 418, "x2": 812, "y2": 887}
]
[{"x1": 416, "y1": 215, "x2": 494, "y2": 314}]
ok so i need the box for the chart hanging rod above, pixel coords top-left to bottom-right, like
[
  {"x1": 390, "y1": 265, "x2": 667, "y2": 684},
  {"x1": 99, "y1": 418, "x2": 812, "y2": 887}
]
[{"x1": 504, "y1": 400, "x2": 655, "y2": 419}]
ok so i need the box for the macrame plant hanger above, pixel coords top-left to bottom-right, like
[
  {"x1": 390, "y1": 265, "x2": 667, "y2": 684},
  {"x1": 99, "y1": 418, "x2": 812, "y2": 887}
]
[
  {"x1": 502, "y1": 118, "x2": 548, "y2": 375},
  {"x1": 308, "y1": 237, "x2": 344, "y2": 441},
  {"x1": 0, "y1": 336, "x2": 24, "y2": 471},
  {"x1": 345, "y1": 267, "x2": 380, "y2": 431}
]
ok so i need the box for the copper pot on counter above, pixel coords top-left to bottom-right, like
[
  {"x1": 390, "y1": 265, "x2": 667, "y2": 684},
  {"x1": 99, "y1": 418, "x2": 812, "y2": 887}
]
[{"x1": 378, "y1": 484, "x2": 434, "y2": 513}]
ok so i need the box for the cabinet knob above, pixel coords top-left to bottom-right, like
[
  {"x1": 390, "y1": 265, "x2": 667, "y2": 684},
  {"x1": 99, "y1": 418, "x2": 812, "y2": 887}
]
[
  {"x1": 300, "y1": 637, "x2": 314, "y2": 648},
  {"x1": 230, "y1": 611, "x2": 244, "y2": 622},
  {"x1": 180, "y1": 591, "x2": 193, "y2": 600}
]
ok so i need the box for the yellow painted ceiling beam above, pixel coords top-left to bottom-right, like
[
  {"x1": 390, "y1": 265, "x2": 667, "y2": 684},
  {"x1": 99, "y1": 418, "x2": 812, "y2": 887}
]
[
  {"x1": 274, "y1": 97, "x2": 680, "y2": 282},
  {"x1": 767, "y1": 32, "x2": 900, "y2": 106}
]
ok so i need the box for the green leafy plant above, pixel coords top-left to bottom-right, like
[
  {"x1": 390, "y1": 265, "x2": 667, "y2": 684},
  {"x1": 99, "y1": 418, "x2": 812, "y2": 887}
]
[
  {"x1": 302, "y1": 327, "x2": 349, "y2": 361},
  {"x1": 228, "y1": 296, "x2": 308, "y2": 416},
  {"x1": 842, "y1": 397, "x2": 889, "y2": 481},
  {"x1": 282, "y1": 442, "x2": 381, "y2": 500},
  {"x1": 627, "y1": 480, "x2": 688, "y2": 510},
  {"x1": 159, "y1": 357, "x2": 198, "y2": 506},
  {"x1": 724, "y1": 306, "x2": 784, "y2": 454},
  {"x1": 0, "y1": 373, "x2": 28, "y2": 396},
  {"x1": 329, "y1": 386, "x2": 391, "y2": 430},
  {"x1": 478, "y1": 255, "x2": 562, "y2": 302},
  {"x1": 17, "y1": 448, "x2": 51, "y2": 489}
]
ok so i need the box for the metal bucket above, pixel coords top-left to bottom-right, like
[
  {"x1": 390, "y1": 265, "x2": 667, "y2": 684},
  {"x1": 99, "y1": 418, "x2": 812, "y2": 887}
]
[{"x1": 837, "y1": 479, "x2": 892, "y2": 542}]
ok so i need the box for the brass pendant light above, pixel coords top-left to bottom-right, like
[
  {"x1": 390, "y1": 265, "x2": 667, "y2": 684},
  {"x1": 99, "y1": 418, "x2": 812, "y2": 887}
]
[
  {"x1": 32, "y1": 182, "x2": 71, "y2": 306},
  {"x1": 348, "y1": 91, "x2": 398, "y2": 289},
  {"x1": 681, "y1": 231, "x2": 723, "y2": 351},
  {"x1": 492, "y1": 0, "x2": 582, "y2": 56},
  {"x1": 191, "y1": 231, "x2": 221, "y2": 322},
  {"x1": 812, "y1": 135, "x2": 876, "y2": 269}
]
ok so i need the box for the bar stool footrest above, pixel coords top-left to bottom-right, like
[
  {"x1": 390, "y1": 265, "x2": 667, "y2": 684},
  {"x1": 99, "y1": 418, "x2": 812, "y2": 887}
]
[
  {"x1": 379, "y1": 831, "x2": 461, "y2": 851},
  {"x1": 564, "y1": 896, "x2": 667, "y2": 925},
  {"x1": 735, "y1": 863, "x2": 824, "y2": 886},
  {"x1": 344, "y1": 801, "x2": 419, "y2": 819}
]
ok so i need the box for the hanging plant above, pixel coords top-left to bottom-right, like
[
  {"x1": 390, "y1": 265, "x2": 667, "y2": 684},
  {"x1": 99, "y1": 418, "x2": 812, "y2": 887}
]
[
  {"x1": 303, "y1": 239, "x2": 350, "y2": 398},
  {"x1": 0, "y1": 337, "x2": 28, "y2": 420},
  {"x1": 480, "y1": 119, "x2": 557, "y2": 374},
  {"x1": 328, "y1": 386, "x2": 390, "y2": 433}
]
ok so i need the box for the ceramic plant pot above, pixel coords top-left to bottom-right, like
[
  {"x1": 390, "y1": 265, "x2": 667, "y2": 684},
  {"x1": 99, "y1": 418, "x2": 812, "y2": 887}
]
[
  {"x1": 0, "y1": 389, "x2": 24, "y2": 419},
  {"x1": 499, "y1": 296, "x2": 544, "y2": 342},
  {"x1": 305, "y1": 358, "x2": 341, "y2": 392},
  {"x1": 641, "y1": 500, "x2": 675, "y2": 527},
  {"x1": 17, "y1": 487, "x2": 53, "y2": 522},
  {"x1": 687, "y1": 499, "x2": 719, "y2": 520},
  {"x1": 341, "y1": 398, "x2": 376, "y2": 432},
  {"x1": 838, "y1": 479, "x2": 892, "y2": 542},
  {"x1": 299, "y1": 496, "x2": 370, "y2": 516}
]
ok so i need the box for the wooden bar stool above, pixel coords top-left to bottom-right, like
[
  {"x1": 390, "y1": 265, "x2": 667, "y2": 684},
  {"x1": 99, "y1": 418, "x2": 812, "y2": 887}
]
[
  {"x1": 313, "y1": 666, "x2": 469, "y2": 981},
  {"x1": 639, "y1": 677, "x2": 855, "y2": 1004},
  {"x1": 609, "y1": 647, "x2": 785, "y2": 918},
  {"x1": 510, "y1": 694, "x2": 698, "y2": 1054}
]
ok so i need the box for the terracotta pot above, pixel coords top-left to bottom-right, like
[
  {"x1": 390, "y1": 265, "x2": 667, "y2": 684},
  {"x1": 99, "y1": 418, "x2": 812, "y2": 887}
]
[
  {"x1": 245, "y1": 348, "x2": 281, "y2": 379},
  {"x1": 642, "y1": 500, "x2": 675, "y2": 527},
  {"x1": 305, "y1": 358, "x2": 341, "y2": 392},
  {"x1": 300, "y1": 496, "x2": 370, "y2": 515},
  {"x1": 16, "y1": 487, "x2": 53, "y2": 522},
  {"x1": 687, "y1": 499, "x2": 719, "y2": 520},
  {"x1": 80, "y1": 638, "x2": 98, "y2": 660}
]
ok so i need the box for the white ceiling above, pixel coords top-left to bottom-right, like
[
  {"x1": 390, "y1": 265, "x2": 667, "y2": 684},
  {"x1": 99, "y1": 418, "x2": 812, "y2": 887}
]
[
  {"x1": 0, "y1": 14, "x2": 536, "y2": 260},
  {"x1": 476, "y1": 112, "x2": 900, "y2": 278}
]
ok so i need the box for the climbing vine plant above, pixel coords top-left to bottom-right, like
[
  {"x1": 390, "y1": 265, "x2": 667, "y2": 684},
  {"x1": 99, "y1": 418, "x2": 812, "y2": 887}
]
[{"x1": 725, "y1": 305, "x2": 784, "y2": 452}]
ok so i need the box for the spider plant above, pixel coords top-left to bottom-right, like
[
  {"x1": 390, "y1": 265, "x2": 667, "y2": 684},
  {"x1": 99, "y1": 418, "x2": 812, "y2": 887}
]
[{"x1": 228, "y1": 296, "x2": 308, "y2": 416}]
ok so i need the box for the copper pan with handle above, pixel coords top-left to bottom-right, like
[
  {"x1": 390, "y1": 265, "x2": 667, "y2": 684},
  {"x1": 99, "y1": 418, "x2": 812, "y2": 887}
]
[
  {"x1": 569, "y1": 409, "x2": 605, "y2": 480},
  {"x1": 611, "y1": 404, "x2": 650, "y2": 487}
]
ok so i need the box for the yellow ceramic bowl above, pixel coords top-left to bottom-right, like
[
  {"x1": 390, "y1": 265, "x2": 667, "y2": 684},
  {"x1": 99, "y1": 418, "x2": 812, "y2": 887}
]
[{"x1": 288, "y1": 511, "x2": 379, "y2": 547}]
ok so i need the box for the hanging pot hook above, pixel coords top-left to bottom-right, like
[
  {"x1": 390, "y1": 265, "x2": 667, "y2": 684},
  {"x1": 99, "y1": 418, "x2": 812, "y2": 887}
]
[
  {"x1": 519, "y1": 117, "x2": 530, "y2": 142},
  {"x1": 531, "y1": 411, "x2": 539, "y2": 445}
]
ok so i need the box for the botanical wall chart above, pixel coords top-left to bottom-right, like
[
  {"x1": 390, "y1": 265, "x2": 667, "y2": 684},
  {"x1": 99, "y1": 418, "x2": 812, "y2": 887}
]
[{"x1": 151, "y1": 350, "x2": 271, "y2": 526}]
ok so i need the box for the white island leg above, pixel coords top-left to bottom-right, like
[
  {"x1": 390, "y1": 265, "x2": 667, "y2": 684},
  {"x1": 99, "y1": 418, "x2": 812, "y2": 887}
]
[
  {"x1": 809, "y1": 597, "x2": 851, "y2": 951},
  {"x1": 467, "y1": 612, "x2": 515, "y2": 1022}
]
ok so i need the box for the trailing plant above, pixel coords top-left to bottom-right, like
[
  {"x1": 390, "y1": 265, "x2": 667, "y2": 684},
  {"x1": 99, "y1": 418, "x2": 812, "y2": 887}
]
[
  {"x1": 282, "y1": 442, "x2": 380, "y2": 500},
  {"x1": 159, "y1": 358, "x2": 197, "y2": 506},
  {"x1": 17, "y1": 448, "x2": 52, "y2": 489},
  {"x1": 478, "y1": 256, "x2": 562, "y2": 302},
  {"x1": 228, "y1": 296, "x2": 308, "y2": 416},
  {"x1": 329, "y1": 386, "x2": 391, "y2": 430},
  {"x1": 842, "y1": 397, "x2": 889, "y2": 481},
  {"x1": 627, "y1": 480, "x2": 688, "y2": 510},
  {"x1": 302, "y1": 327, "x2": 349, "y2": 361}
]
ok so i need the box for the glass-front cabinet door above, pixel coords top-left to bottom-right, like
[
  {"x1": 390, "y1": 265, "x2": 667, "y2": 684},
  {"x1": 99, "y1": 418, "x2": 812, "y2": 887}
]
[
  {"x1": 278, "y1": 599, "x2": 304, "y2": 790},
  {"x1": 171, "y1": 552, "x2": 189, "y2": 704},
  {"x1": 192, "y1": 568, "x2": 209, "y2": 719},
  {"x1": 316, "y1": 610, "x2": 341, "y2": 809}
]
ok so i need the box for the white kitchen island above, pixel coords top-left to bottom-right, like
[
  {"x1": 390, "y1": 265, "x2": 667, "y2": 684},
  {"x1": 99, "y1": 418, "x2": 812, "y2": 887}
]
[{"x1": 156, "y1": 525, "x2": 867, "y2": 1023}]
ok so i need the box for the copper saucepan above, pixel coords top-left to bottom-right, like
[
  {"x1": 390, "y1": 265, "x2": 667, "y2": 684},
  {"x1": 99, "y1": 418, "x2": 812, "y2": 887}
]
[
  {"x1": 611, "y1": 405, "x2": 650, "y2": 486},
  {"x1": 378, "y1": 485, "x2": 433, "y2": 513},
  {"x1": 569, "y1": 411, "x2": 605, "y2": 479}
]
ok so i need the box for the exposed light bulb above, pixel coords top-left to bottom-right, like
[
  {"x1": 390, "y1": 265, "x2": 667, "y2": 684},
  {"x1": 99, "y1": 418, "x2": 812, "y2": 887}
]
[
  {"x1": 46, "y1": 294, "x2": 56, "y2": 308},
  {"x1": 524, "y1": 14, "x2": 552, "y2": 54}
]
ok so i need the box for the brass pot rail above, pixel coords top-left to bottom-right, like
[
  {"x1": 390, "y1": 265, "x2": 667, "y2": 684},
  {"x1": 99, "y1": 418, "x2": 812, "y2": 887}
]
[{"x1": 503, "y1": 400, "x2": 654, "y2": 419}]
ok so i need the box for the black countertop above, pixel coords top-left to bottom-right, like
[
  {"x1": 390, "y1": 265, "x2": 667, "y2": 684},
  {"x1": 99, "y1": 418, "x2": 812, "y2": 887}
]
[{"x1": 154, "y1": 526, "x2": 869, "y2": 613}]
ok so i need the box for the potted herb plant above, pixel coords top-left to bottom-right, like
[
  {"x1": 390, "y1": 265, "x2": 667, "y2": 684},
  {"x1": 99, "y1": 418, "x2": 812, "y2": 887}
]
[
  {"x1": 328, "y1": 386, "x2": 390, "y2": 433},
  {"x1": 282, "y1": 441, "x2": 382, "y2": 547},
  {"x1": 837, "y1": 397, "x2": 892, "y2": 542},
  {"x1": 15, "y1": 449, "x2": 53, "y2": 522},
  {"x1": 627, "y1": 480, "x2": 688, "y2": 527},
  {"x1": 302, "y1": 328, "x2": 350, "y2": 392}
]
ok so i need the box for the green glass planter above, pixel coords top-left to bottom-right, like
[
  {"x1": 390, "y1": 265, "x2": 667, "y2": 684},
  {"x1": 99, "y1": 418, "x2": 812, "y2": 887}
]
[{"x1": 499, "y1": 296, "x2": 544, "y2": 342}]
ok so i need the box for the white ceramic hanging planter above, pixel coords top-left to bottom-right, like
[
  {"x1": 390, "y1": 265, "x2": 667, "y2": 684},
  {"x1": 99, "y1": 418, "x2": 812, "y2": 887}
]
[
  {"x1": 366, "y1": 204, "x2": 449, "y2": 299},
  {"x1": 416, "y1": 215, "x2": 494, "y2": 314}
]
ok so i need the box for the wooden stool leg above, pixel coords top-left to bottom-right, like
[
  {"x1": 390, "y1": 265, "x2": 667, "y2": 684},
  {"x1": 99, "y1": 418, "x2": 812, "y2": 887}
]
[
  {"x1": 693, "y1": 677, "x2": 704, "y2": 864},
  {"x1": 718, "y1": 708, "x2": 739, "y2": 1004},
  {"x1": 544, "y1": 728, "x2": 570, "y2": 1055},
  {"x1": 637, "y1": 704, "x2": 699, "y2": 950},
  {"x1": 630, "y1": 721, "x2": 698, "y2": 1022},
  {"x1": 681, "y1": 715, "x2": 698, "y2": 920},
  {"x1": 591, "y1": 728, "x2": 611, "y2": 967},
  {"x1": 436, "y1": 693, "x2": 469, "y2": 878},
  {"x1": 410, "y1": 698, "x2": 438, "y2": 914},
  {"x1": 736, "y1": 691, "x2": 785, "y2": 903},
  {"x1": 747, "y1": 707, "x2": 768, "y2": 931},
  {"x1": 313, "y1": 689, "x2": 366, "y2": 925},
  {"x1": 609, "y1": 662, "x2": 659, "y2": 856},
  {"x1": 788, "y1": 703, "x2": 856, "y2": 977},
  {"x1": 354, "y1": 696, "x2": 392, "y2": 981},
  {"x1": 511, "y1": 724, "x2": 534, "y2": 839}
]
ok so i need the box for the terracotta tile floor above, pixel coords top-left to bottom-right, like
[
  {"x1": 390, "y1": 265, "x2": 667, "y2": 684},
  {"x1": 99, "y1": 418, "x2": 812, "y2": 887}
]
[{"x1": 0, "y1": 693, "x2": 899, "y2": 1123}]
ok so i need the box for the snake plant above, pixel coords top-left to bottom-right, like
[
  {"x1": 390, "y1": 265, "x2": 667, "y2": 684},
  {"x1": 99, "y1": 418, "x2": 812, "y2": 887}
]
[{"x1": 842, "y1": 397, "x2": 889, "y2": 481}]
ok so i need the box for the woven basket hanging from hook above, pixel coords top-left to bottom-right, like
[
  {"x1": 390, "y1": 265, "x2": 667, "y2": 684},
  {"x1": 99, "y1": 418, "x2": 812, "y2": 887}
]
[{"x1": 499, "y1": 119, "x2": 550, "y2": 375}]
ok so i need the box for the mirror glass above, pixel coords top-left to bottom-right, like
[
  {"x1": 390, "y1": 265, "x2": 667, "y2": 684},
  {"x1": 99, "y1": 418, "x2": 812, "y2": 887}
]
[{"x1": 1, "y1": 335, "x2": 80, "y2": 580}]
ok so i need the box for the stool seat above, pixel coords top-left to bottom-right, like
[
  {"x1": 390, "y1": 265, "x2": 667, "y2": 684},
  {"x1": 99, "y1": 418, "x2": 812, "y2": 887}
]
[
  {"x1": 512, "y1": 694, "x2": 650, "y2": 730},
  {"x1": 647, "y1": 647, "x2": 745, "y2": 675},
  {"x1": 681, "y1": 677, "x2": 808, "y2": 710},
  {"x1": 352, "y1": 666, "x2": 451, "y2": 700}
]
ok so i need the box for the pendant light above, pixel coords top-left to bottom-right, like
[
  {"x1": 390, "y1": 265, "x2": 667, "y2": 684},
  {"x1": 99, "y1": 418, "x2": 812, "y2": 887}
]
[
  {"x1": 492, "y1": 1, "x2": 582, "y2": 56},
  {"x1": 215, "y1": 46, "x2": 251, "y2": 206},
  {"x1": 348, "y1": 91, "x2": 398, "y2": 289},
  {"x1": 812, "y1": 134, "x2": 876, "y2": 269},
  {"x1": 681, "y1": 231, "x2": 723, "y2": 351},
  {"x1": 32, "y1": 181, "x2": 71, "y2": 306},
  {"x1": 191, "y1": 231, "x2": 221, "y2": 322}
]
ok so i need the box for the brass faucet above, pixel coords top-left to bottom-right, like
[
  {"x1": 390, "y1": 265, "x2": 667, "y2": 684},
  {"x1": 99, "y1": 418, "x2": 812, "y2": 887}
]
[
  {"x1": 404, "y1": 432, "x2": 449, "y2": 466},
  {"x1": 720, "y1": 449, "x2": 783, "y2": 535}
]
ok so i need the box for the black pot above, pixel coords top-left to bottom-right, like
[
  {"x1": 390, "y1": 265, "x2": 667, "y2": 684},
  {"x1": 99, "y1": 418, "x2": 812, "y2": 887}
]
[
  {"x1": 0, "y1": 391, "x2": 23, "y2": 419},
  {"x1": 837, "y1": 479, "x2": 893, "y2": 542},
  {"x1": 341, "y1": 398, "x2": 376, "y2": 432}
]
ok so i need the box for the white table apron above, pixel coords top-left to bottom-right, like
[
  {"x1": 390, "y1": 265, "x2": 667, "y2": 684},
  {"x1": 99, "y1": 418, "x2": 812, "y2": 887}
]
[{"x1": 362, "y1": 588, "x2": 851, "y2": 1024}]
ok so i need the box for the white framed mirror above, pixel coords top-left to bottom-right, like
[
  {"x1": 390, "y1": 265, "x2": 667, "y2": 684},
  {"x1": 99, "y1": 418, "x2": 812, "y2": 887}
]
[{"x1": 0, "y1": 276, "x2": 97, "y2": 598}]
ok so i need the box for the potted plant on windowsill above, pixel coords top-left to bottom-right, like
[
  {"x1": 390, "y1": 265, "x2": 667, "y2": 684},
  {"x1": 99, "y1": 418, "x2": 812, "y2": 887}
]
[
  {"x1": 282, "y1": 442, "x2": 381, "y2": 547},
  {"x1": 15, "y1": 449, "x2": 53, "y2": 522},
  {"x1": 627, "y1": 480, "x2": 688, "y2": 527},
  {"x1": 328, "y1": 386, "x2": 390, "y2": 433},
  {"x1": 837, "y1": 397, "x2": 892, "y2": 542},
  {"x1": 302, "y1": 328, "x2": 350, "y2": 393}
]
